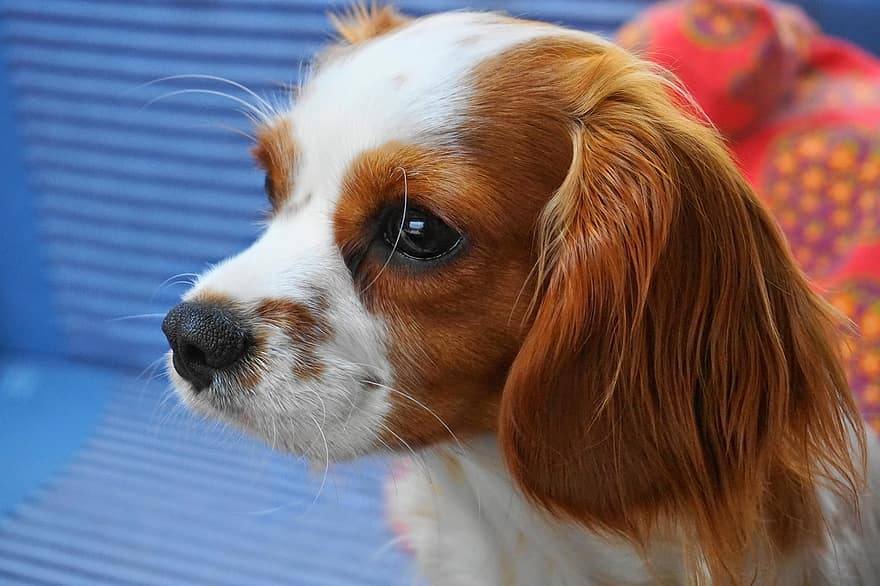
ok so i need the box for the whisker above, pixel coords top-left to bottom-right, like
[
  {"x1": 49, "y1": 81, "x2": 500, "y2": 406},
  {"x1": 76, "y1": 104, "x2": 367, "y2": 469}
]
[
  {"x1": 343, "y1": 368, "x2": 464, "y2": 528},
  {"x1": 207, "y1": 123, "x2": 257, "y2": 143},
  {"x1": 154, "y1": 384, "x2": 188, "y2": 435},
  {"x1": 376, "y1": 422, "x2": 430, "y2": 478},
  {"x1": 360, "y1": 379, "x2": 464, "y2": 455},
  {"x1": 301, "y1": 401, "x2": 339, "y2": 458},
  {"x1": 306, "y1": 411, "x2": 331, "y2": 508},
  {"x1": 141, "y1": 89, "x2": 269, "y2": 121},
  {"x1": 331, "y1": 381, "x2": 362, "y2": 433},
  {"x1": 240, "y1": 110, "x2": 262, "y2": 127},
  {"x1": 134, "y1": 355, "x2": 169, "y2": 403},
  {"x1": 361, "y1": 166, "x2": 408, "y2": 293},
  {"x1": 152, "y1": 272, "x2": 200, "y2": 300},
  {"x1": 305, "y1": 388, "x2": 329, "y2": 430},
  {"x1": 241, "y1": 414, "x2": 331, "y2": 517},
  {"x1": 182, "y1": 121, "x2": 257, "y2": 143},
  {"x1": 248, "y1": 402, "x2": 330, "y2": 517},
  {"x1": 134, "y1": 354, "x2": 167, "y2": 384},
  {"x1": 376, "y1": 421, "x2": 442, "y2": 516},
  {"x1": 269, "y1": 413, "x2": 279, "y2": 453},
  {"x1": 263, "y1": 90, "x2": 288, "y2": 123},
  {"x1": 160, "y1": 280, "x2": 196, "y2": 292},
  {"x1": 370, "y1": 535, "x2": 407, "y2": 562},
  {"x1": 135, "y1": 74, "x2": 275, "y2": 114},
  {"x1": 373, "y1": 434, "x2": 397, "y2": 458},
  {"x1": 158, "y1": 386, "x2": 181, "y2": 410},
  {"x1": 295, "y1": 57, "x2": 315, "y2": 93},
  {"x1": 106, "y1": 313, "x2": 167, "y2": 322}
]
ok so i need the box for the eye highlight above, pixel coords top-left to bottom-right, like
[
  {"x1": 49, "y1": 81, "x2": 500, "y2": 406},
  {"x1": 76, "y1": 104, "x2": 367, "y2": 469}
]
[{"x1": 382, "y1": 205, "x2": 463, "y2": 261}]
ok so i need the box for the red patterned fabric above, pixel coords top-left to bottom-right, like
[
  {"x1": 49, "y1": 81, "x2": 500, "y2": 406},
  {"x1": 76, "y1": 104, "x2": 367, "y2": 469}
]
[{"x1": 618, "y1": 0, "x2": 880, "y2": 434}]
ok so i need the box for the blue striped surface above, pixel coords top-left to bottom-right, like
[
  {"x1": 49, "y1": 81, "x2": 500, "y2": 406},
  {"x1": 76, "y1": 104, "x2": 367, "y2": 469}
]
[
  {"x1": 0, "y1": 372, "x2": 414, "y2": 586},
  {"x1": 0, "y1": 17, "x2": 57, "y2": 356},
  {"x1": 0, "y1": 0, "x2": 650, "y2": 372},
  {"x1": 0, "y1": 358, "x2": 114, "y2": 518}
]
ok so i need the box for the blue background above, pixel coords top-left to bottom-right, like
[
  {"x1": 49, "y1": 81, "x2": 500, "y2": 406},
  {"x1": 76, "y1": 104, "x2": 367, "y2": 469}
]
[{"x1": 1, "y1": 1, "x2": 877, "y2": 584}]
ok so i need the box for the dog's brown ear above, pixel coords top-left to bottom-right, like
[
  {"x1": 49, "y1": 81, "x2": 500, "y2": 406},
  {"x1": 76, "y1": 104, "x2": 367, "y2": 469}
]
[
  {"x1": 330, "y1": 3, "x2": 409, "y2": 44},
  {"x1": 498, "y1": 41, "x2": 865, "y2": 582}
]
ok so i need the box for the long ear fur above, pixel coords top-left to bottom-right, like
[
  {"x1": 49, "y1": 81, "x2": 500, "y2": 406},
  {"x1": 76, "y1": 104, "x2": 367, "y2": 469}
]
[{"x1": 499, "y1": 43, "x2": 866, "y2": 582}]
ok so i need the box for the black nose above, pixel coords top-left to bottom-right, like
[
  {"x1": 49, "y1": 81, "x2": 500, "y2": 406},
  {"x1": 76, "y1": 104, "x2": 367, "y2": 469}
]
[{"x1": 162, "y1": 301, "x2": 249, "y2": 391}]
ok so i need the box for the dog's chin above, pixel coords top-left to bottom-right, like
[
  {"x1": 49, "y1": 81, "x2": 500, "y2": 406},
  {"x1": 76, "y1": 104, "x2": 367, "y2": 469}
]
[{"x1": 165, "y1": 354, "x2": 391, "y2": 462}]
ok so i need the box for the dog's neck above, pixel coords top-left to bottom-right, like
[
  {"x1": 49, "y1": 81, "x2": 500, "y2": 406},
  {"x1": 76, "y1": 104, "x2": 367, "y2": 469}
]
[
  {"x1": 387, "y1": 437, "x2": 874, "y2": 585},
  {"x1": 390, "y1": 438, "x2": 687, "y2": 584}
]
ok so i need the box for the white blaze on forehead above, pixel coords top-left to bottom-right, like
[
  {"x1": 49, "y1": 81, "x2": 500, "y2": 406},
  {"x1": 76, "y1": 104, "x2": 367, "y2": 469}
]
[
  {"x1": 192, "y1": 13, "x2": 573, "y2": 303},
  {"x1": 190, "y1": 203, "x2": 339, "y2": 302},
  {"x1": 289, "y1": 12, "x2": 562, "y2": 208}
]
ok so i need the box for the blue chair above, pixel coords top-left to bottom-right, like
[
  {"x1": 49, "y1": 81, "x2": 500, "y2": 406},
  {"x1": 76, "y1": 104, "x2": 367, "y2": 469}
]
[{"x1": 1, "y1": 1, "x2": 875, "y2": 584}]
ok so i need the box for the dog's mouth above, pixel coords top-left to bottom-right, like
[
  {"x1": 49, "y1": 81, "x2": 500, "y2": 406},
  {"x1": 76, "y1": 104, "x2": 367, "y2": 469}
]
[
  {"x1": 165, "y1": 350, "x2": 260, "y2": 412},
  {"x1": 165, "y1": 345, "x2": 395, "y2": 461},
  {"x1": 161, "y1": 287, "x2": 395, "y2": 460}
]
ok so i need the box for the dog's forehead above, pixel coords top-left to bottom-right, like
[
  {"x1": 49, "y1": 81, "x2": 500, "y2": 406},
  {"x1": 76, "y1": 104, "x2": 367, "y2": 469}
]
[{"x1": 287, "y1": 12, "x2": 557, "y2": 200}]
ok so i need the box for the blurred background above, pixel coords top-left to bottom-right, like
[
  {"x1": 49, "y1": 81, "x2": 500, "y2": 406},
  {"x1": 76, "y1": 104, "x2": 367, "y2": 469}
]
[{"x1": 1, "y1": 1, "x2": 878, "y2": 585}]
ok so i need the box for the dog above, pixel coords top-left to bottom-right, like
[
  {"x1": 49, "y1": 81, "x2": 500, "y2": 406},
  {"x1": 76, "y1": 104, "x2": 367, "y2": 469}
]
[{"x1": 162, "y1": 6, "x2": 880, "y2": 584}]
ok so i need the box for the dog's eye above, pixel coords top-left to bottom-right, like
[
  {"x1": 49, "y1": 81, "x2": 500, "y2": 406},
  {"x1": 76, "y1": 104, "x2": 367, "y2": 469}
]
[
  {"x1": 263, "y1": 174, "x2": 275, "y2": 201},
  {"x1": 383, "y1": 205, "x2": 462, "y2": 261}
]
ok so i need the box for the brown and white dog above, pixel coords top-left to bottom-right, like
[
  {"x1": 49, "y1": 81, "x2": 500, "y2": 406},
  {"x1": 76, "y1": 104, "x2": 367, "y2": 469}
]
[{"x1": 162, "y1": 6, "x2": 880, "y2": 584}]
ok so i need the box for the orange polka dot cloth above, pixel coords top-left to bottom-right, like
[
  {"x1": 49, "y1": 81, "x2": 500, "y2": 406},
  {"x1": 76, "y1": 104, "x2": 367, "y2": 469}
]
[{"x1": 618, "y1": 0, "x2": 880, "y2": 434}]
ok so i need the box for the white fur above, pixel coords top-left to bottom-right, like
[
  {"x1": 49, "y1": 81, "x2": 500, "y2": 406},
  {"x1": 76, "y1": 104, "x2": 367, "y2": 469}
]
[
  {"x1": 389, "y1": 435, "x2": 880, "y2": 585},
  {"x1": 292, "y1": 11, "x2": 567, "y2": 181}
]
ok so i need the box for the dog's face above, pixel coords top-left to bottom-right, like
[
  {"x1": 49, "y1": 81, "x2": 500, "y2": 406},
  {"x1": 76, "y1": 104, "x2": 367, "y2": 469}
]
[
  {"x1": 164, "y1": 8, "x2": 863, "y2": 578},
  {"x1": 164, "y1": 11, "x2": 572, "y2": 459}
]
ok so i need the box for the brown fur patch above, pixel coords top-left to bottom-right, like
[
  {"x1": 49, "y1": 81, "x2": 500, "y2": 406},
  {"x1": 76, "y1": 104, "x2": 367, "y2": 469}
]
[
  {"x1": 332, "y1": 131, "x2": 567, "y2": 450},
  {"x1": 235, "y1": 330, "x2": 268, "y2": 392},
  {"x1": 190, "y1": 290, "x2": 235, "y2": 306},
  {"x1": 330, "y1": 3, "x2": 409, "y2": 45},
  {"x1": 331, "y1": 29, "x2": 863, "y2": 584},
  {"x1": 235, "y1": 363, "x2": 263, "y2": 391},
  {"x1": 252, "y1": 117, "x2": 296, "y2": 211},
  {"x1": 466, "y1": 36, "x2": 861, "y2": 582},
  {"x1": 256, "y1": 298, "x2": 330, "y2": 381}
]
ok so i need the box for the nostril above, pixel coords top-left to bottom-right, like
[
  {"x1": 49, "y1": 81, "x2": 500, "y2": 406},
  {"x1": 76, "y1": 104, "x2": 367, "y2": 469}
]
[
  {"x1": 163, "y1": 301, "x2": 250, "y2": 390},
  {"x1": 180, "y1": 342, "x2": 208, "y2": 369}
]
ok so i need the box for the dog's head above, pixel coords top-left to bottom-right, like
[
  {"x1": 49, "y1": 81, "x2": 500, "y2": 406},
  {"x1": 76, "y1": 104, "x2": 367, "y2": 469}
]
[{"x1": 163, "y1": 6, "x2": 864, "y2": 580}]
